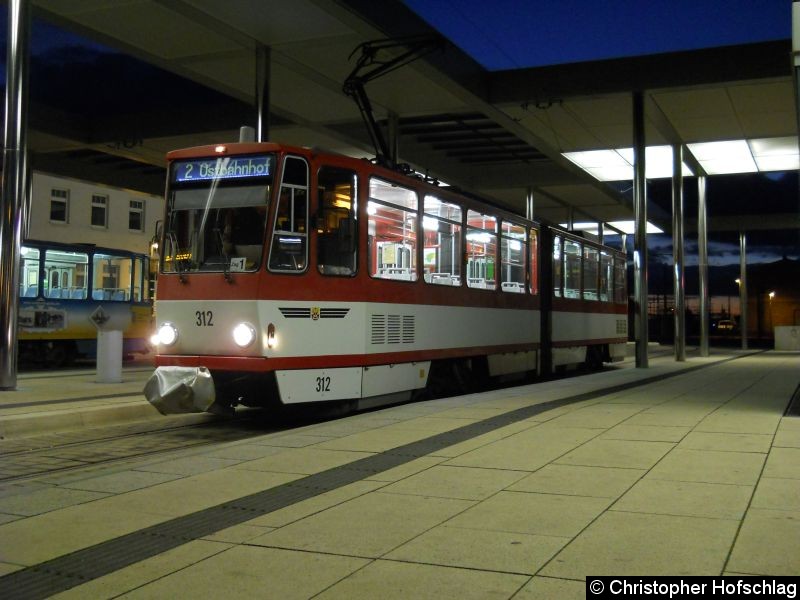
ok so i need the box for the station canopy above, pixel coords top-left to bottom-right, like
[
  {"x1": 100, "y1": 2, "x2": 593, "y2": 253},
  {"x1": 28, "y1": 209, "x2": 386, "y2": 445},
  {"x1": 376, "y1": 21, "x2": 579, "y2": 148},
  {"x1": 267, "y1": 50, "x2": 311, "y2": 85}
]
[{"x1": 9, "y1": 0, "x2": 799, "y2": 236}]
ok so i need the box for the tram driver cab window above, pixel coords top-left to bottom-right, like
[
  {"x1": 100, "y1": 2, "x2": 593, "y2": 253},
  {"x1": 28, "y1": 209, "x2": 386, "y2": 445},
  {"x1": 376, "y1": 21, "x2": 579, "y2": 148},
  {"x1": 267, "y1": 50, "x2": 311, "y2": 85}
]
[
  {"x1": 317, "y1": 166, "x2": 357, "y2": 276},
  {"x1": 269, "y1": 156, "x2": 308, "y2": 272}
]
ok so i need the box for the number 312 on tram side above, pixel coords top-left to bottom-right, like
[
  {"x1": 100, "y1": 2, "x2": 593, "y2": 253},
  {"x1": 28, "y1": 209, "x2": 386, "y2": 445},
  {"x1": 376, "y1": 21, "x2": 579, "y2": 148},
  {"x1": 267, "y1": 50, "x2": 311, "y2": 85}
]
[{"x1": 145, "y1": 142, "x2": 628, "y2": 415}]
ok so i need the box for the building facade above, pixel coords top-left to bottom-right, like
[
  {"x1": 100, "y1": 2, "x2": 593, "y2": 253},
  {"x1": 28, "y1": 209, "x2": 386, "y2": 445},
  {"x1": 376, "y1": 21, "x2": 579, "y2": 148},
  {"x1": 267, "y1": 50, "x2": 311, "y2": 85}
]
[{"x1": 28, "y1": 172, "x2": 162, "y2": 255}]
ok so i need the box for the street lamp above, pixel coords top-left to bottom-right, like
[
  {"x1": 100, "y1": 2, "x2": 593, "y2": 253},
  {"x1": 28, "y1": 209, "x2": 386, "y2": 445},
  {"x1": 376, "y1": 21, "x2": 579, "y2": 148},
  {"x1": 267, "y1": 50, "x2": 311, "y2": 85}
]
[{"x1": 768, "y1": 291, "x2": 775, "y2": 332}]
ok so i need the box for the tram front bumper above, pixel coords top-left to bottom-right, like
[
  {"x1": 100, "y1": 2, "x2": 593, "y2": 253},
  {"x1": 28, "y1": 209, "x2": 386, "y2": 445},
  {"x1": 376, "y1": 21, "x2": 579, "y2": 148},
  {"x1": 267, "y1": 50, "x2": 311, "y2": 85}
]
[{"x1": 144, "y1": 366, "x2": 217, "y2": 415}]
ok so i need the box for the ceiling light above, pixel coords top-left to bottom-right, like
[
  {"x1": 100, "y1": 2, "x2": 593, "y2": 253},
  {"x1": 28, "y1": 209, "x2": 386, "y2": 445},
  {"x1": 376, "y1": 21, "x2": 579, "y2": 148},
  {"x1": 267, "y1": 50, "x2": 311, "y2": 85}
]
[
  {"x1": 558, "y1": 220, "x2": 663, "y2": 235},
  {"x1": 564, "y1": 146, "x2": 693, "y2": 181},
  {"x1": 687, "y1": 140, "x2": 757, "y2": 175}
]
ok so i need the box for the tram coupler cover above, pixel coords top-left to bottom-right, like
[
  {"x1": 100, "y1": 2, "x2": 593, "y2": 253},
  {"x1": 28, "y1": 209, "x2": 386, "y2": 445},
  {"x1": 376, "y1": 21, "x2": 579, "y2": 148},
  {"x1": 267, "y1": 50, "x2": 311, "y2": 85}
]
[{"x1": 144, "y1": 366, "x2": 216, "y2": 415}]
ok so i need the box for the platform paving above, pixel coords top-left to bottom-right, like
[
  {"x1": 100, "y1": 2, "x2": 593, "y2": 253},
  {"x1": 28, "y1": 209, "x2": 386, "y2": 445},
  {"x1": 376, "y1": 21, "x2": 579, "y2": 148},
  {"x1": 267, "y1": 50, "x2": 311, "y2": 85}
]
[{"x1": 0, "y1": 349, "x2": 797, "y2": 599}]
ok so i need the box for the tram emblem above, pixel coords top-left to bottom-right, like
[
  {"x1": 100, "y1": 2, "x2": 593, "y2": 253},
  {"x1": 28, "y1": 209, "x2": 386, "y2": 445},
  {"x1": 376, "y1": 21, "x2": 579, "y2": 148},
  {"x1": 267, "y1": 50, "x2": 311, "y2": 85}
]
[{"x1": 311, "y1": 307, "x2": 321, "y2": 321}]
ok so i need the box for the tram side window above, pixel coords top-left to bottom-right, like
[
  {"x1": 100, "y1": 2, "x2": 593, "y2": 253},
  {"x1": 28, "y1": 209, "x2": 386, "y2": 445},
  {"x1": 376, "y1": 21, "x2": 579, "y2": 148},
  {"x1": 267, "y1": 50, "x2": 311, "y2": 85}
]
[
  {"x1": 466, "y1": 210, "x2": 497, "y2": 290},
  {"x1": 614, "y1": 257, "x2": 627, "y2": 304},
  {"x1": 599, "y1": 251, "x2": 613, "y2": 301},
  {"x1": 44, "y1": 250, "x2": 88, "y2": 299},
  {"x1": 500, "y1": 221, "x2": 527, "y2": 293},
  {"x1": 93, "y1": 254, "x2": 132, "y2": 301},
  {"x1": 553, "y1": 235, "x2": 562, "y2": 298},
  {"x1": 423, "y1": 195, "x2": 462, "y2": 286},
  {"x1": 317, "y1": 166, "x2": 357, "y2": 276},
  {"x1": 563, "y1": 240, "x2": 581, "y2": 299},
  {"x1": 369, "y1": 178, "x2": 418, "y2": 281},
  {"x1": 529, "y1": 228, "x2": 539, "y2": 295},
  {"x1": 583, "y1": 246, "x2": 599, "y2": 301},
  {"x1": 19, "y1": 247, "x2": 41, "y2": 298},
  {"x1": 269, "y1": 156, "x2": 308, "y2": 272}
]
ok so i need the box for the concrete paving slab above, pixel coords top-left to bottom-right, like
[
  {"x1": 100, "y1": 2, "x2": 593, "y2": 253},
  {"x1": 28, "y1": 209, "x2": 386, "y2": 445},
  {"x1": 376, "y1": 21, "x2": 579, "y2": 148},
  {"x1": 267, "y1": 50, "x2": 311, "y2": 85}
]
[
  {"x1": 118, "y1": 545, "x2": 369, "y2": 600},
  {"x1": 445, "y1": 490, "x2": 611, "y2": 538},
  {"x1": 386, "y1": 524, "x2": 567, "y2": 575},
  {"x1": 773, "y1": 421, "x2": 800, "y2": 448},
  {"x1": 727, "y1": 508, "x2": 800, "y2": 576},
  {"x1": 248, "y1": 480, "x2": 385, "y2": 528},
  {"x1": 513, "y1": 576, "x2": 585, "y2": 599},
  {"x1": 507, "y1": 464, "x2": 645, "y2": 499},
  {"x1": 540, "y1": 511, "x2": 739, "y2": 578},
  {"x1": 383, "y1": 415, "x2": 482, "y2": 433},
  {"x1": 200, "y1": 522, "x2": 275, "y2": 544},
  {"x1": 428, "y1": 421, "x2": 536, "y2": 458},
  {"x1": 313, "y1": 426, "x2": 442, "y2": 453},
  {"x1": 750, "y1": 477, "x2": 800, "y2": 511},
  {"x1": 543, "y1": 403, "x2": 648, "y2": 429},
  {"x1": 61, "y1": 470, "x2": 184, "y2": 494},
  {"x1": 107, "y1": 468, "x2": 300, "y2": 519},
  {"x1": 200, "y1": 443, "x2": 286, "y2": 461},
  {"x1": 444, "y1": 425, "x2": 600, "y2": 471},
  {"x1": 364, "y1": 456, "x2": 445, "y2": 482},
  {"x1": 248, "y1": 491, "x2": 474, "y2": 557},
  {"x1": 132, "y1": 455, "x2": 242, "y2": 476},
  {"x1": 695, "y1": 412, "x2": 782, "y2": 435},
  {"x1": 0, "y1": 486, "x2": 109, "y2": 516},
  {"x1": 676, "y1": 431, "x2": 773, "y2": 453},
  {"x1": 382, "y1": 465, "x2": 527, "y2": 501},
  {"x1": 646, "y1": 448, "x2": 766, "y2": 485},
  {"x1": 48, "y1": 540, "x2": 232, "y2": 600},
  {"x1": 232, "y1": 446, "x2": 373, "y2": 476},
  {"x1": 0, "y1": 504, "x2": 168, "y2": 566},
  {"x1": 250, "y1": 432, "x2": 339, "y2": 448},
  {"x1": 315, "y1": 559, "x2": 529, "y2": 600},
  {"x1": 762, "y1": 447, "x2": 800, "y2": 479},
  {"x1": 600, "y1": 423, "x2": 691, "y2": 442},
  {"x1": 555, "y1": 438, "x2": 674, "y2": 470},
  {"x1": 611, "y1": 478, "x2": 753, "y2": 520},
  {"x1": 624, "y1": 402, "x2": 722, "y2": 427}
]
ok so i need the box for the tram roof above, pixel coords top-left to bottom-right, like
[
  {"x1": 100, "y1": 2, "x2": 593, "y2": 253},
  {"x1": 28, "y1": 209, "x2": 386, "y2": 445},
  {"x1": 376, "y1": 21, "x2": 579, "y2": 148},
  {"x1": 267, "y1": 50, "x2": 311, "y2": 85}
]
[{"x1": 10, "y1": 0, "x2": 799, "y2": 237}]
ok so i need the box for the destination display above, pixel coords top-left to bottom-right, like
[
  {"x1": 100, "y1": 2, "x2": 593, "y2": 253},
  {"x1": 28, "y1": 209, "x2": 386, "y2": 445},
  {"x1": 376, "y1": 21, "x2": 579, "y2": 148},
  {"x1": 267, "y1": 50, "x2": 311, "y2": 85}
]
[{"x1": 173, "y1": 155, "x2": 273, "y2": 182}]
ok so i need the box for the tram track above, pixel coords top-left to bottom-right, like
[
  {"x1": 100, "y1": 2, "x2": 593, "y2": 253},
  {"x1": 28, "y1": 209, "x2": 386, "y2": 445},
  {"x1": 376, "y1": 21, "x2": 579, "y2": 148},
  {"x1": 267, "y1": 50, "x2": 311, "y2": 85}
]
[{"x1": 0, "y1": 410, "x2": 299, "y2": 484}]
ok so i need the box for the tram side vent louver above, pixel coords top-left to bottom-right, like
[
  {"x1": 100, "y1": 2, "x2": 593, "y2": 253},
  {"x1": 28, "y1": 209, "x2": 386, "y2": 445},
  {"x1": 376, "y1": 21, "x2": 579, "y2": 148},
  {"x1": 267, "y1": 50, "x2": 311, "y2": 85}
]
[
  {"x1": 371, "y1": 314, "x2": 386, "y2": 344},
  {"x1": 371, "y1": 314, "x2": 415, "y2": 345},
  {"x1": 403, "y1": 315, "x2": 415, "y2": 343}
]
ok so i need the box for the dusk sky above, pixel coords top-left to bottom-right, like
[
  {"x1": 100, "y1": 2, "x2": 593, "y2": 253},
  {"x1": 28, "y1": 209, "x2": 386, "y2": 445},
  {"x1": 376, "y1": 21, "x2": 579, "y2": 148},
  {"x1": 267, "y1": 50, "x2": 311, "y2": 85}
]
[{"x1": 402, "y1": 0, "x2": 790, "y2": 70}]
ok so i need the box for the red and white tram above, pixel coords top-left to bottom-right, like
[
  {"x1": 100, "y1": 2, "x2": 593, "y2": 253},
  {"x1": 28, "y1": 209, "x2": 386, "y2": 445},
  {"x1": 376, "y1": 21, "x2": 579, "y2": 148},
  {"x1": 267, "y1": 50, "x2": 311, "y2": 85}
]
[{"x1": 146, "y1": 142, "x2": 628, "y2": 414}]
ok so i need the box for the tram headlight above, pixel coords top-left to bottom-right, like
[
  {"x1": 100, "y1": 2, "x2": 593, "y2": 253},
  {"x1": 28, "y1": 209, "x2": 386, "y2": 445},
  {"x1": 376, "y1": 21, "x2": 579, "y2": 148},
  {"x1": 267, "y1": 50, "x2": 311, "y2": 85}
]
[
  {"x1": 155, "y1": 323, "x2": 178, "y2": 346},
  {"x1": 232, "y1": 322, "x2": 256, "y2": 348}
]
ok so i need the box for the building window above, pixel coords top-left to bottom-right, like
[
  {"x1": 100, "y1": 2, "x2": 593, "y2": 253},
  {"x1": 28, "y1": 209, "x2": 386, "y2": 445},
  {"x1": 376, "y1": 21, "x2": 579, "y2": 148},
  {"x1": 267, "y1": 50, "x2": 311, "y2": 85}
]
[
  {"x1": 91, "y1": 194, "x2": 108, "y2": 228},
  {"x1": 129, "y1": 200, "x2": 144, "y2": 232},
  {"x1": 50, "y1": 189, "x2": 69, "y2": 223}
]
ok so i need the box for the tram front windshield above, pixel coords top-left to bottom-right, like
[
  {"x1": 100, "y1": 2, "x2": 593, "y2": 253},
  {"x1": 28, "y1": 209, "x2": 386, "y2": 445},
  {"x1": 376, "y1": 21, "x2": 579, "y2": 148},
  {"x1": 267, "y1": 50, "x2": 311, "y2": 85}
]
[{"x1": 162, "y1": 154, "x2": 274, "y2": 273}]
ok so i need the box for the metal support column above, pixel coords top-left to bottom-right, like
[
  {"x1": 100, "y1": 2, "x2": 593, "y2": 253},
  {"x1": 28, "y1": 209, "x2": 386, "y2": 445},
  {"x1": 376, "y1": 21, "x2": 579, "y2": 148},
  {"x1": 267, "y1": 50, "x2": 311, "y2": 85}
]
[
  {"x1": 525, "y1": 186, "x2": 535, "y2": 221},
  {"x1": 739, "y1": 232, "x2": 748, "y2": 350},
  {"x1": 387, "y1": 112, "x2": 399, "y2": 168},
  {"x1": 632, "y1": 92, "x2": 649, "y2": 368},
  {"x1": 1, "y1": 0, "x2": 31, "y2": 390},
  {"x1": 672, "y1": 145, "x2": 685, "y2": 361},
  {"x1": 597, "y1": 222, "x2": 604, "y2": 245},
  {"x1": 255, "y1": 44, "x2": 271, "y2": 142},
  {"x1": 697, "y1": 176, "x2": 709, "y2": 357}
]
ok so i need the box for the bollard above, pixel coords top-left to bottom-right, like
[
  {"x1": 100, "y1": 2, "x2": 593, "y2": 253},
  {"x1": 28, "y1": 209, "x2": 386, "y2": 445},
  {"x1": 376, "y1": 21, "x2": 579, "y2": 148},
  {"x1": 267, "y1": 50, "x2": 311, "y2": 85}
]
[{"x1": 96, "y1": 329, "x2": 123, "y2": 383}]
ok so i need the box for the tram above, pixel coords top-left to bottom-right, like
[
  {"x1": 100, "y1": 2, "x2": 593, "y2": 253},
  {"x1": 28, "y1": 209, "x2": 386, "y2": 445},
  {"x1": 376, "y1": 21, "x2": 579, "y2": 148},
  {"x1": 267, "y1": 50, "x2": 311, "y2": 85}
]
[
  {"x1": 18, "y1": 240, "x2": 153, "y2": 366},
  {"x1": 146, "y1": 142, "x2": 628, "y2": 414}
]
